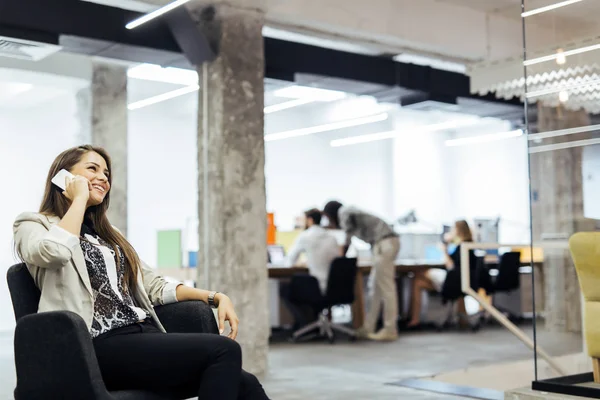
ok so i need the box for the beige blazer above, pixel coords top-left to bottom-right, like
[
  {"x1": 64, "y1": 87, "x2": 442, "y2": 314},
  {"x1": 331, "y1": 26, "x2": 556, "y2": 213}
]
[{"x1": 13, "y1": 212, "x2": 178, "y2": 333}]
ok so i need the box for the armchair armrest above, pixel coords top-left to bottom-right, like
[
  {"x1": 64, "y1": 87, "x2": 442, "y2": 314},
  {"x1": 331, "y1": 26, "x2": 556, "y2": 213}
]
[
  {"x1": 14, "y1": 311, "x2": 112, "y2": 400},
  {"x1": 154, "y1": 300, "x2": 219, "y2": 334}
]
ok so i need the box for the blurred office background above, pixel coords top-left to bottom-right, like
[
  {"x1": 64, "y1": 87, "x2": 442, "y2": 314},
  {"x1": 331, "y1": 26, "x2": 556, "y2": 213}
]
[{"x1": 1, "y1": 1, "x2": 600, "y2": 399}]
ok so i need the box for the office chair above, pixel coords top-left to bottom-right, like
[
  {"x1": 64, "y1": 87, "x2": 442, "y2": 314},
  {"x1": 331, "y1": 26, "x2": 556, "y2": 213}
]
[
  {"x1": 488, "y1": 251, "x2": 522, "y2": 319},
  {"x1": 569, "y1": 232, "x2": 600, "y2": 382},
  {"x1": 438, "y1": 251, "x2": 483, "y2": 331},
  {"x1": 290, "y1": 257, "x2": 358, "y2": 343},
  {"x1": 7, "y1": 263, "x2": 219, "y2": 400},
  {"x1": 490, "y1": 252, "x2": 521, "y2": 292}
]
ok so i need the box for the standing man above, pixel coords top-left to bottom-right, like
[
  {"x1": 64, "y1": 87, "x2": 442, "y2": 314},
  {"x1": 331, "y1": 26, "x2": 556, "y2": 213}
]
[
  {"x1": 280, "y1": 208, "x2": 340, "y2": 329},
  {"x1": 323, "y1": 201, "x2": 400, "y2": 341}
]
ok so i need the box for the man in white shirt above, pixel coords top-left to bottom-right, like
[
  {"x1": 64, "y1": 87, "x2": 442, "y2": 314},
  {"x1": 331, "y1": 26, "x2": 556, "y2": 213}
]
[
  {"x1": 285, "y1": 209, "x2": 340, "y2": 292},
  {"x1": 280, "y1": 209, "x2": 340, "y2": 330}
]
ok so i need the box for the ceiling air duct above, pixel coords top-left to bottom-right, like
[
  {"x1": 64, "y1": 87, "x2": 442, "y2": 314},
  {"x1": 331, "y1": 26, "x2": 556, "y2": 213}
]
[{"x1": 0, "y1": 36, "x2": 61, "y2": 61}]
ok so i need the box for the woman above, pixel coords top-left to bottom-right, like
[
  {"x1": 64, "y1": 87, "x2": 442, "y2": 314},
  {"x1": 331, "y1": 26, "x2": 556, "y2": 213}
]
[
  {"x1": 13, "y1": 145, "x2": 269, "y2": 399},
  {"x1": 406, "y1": 220, "x2": 473, "y2": 329}
]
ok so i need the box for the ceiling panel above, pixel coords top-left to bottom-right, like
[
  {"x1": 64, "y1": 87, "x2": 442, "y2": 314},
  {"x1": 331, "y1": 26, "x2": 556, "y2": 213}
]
[
  {"x1": 435, "y1": 0, "x2": 520, "y2": 14},
  {"x1": 437, "y1": 0, "x2": 599, "y2": 24}
]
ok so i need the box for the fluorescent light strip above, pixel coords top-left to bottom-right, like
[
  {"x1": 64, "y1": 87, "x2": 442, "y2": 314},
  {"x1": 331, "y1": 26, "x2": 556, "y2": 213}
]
[
  {"x1": 527, "y1": 123, "x2": 600, "y2": 141},
  {"x1": 126, "y1": 0, "x2": 191, "y2": 29},
  {"x1": 273, "y1": 85, "x2": 347, "y2": 101},
  {"x1": 330, "y1": 118, "x2": 480, "y2": 147},
  {"x1": 128, "y1": 63, "x2": 198, "y2": 86},
  {"x1": 265, "y1": 113, "x2": 388, "y2": 142},
  {"x1": 522, "y1": 0, "x2": 583, "y2": 17},
  {"x1": 525, "y1": 42, "x2": 600, "y2": 66},
  {"x1": 128, "y1": 85, "x2": 198, "y2": 110},
  {"x1": 445, "y1": 129, "x2": 523, "y2": 147},
  {"x1": 529, "y1": 137, "x2": 600, "y2": 153},
  {"x1": 331, "y1": 130, "x2": 398, "y2": 147},
  {"x1": 525, "y1": 78, "x2": 600, "y2": 98},
  {"x1": 264, "y1": 98, "x2": 315, "y2": 114},
  {"x1": 393, "y1": 53, "x2": 466, "y2": 74},
  {"x1": 7, "y1": 83, "x2": 33, "y2": 96}
]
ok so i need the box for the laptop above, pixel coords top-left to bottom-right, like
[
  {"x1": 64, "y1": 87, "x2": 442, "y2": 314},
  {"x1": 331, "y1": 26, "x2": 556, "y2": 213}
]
[{"x1": 267, "y1": 245, "x2": 286, "y2": 266}]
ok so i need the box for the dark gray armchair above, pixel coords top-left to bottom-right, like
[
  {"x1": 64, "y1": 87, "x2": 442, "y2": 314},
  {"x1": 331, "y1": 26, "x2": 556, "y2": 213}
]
[{"x1": 7, "y1": 263, "x2": 218, "y2": 400}]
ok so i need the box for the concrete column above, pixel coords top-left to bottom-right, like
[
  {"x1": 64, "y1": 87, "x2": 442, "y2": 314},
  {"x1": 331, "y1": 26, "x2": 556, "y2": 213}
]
[
  {"x1": 76, "y1": 61, "x2": 128, "y2": 235},
  {"x1": 194, "y1": 5, "x2": 269, "y2": 374},
  {"x1": 530, "y1": 104, "x2": 596, "y2": 333}
]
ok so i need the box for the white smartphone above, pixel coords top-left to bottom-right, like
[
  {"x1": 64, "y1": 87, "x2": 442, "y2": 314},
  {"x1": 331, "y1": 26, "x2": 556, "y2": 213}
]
[{"x1": 51, "y1": 169, "x2": 74, "y2": 191}]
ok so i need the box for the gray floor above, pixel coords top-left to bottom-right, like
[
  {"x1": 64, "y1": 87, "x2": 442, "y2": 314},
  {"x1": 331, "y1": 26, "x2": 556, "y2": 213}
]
[
  {"x1": 0, "y1": 325, "x2": 581, "y2": 400},
  {"x1": 261, "y1": 325, "x2": 582, "y2": 400}
]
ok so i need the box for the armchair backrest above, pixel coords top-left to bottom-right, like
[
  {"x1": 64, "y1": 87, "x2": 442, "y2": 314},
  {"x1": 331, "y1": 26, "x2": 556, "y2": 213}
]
[
  {"x1": 569, "y1": 232, "x2": 600, "y2": 358},
  {"x1": 7, "y1": 263, "x2": 40, "y2": 321}
]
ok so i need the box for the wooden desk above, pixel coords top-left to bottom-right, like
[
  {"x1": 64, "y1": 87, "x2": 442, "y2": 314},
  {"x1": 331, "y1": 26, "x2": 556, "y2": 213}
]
[
  {"x1": 160, "y1": 257, "x2": 542, "y2": 329},
  {"x1": 268, "y1": 261, "x2": 444, "y2": 328},
  {"x1": 267, "y1": 262, "x2": 444, "y2": 278}
]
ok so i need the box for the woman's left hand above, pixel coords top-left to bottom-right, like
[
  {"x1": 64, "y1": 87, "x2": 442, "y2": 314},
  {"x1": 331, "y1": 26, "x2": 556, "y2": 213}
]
[{"x1": 216, "y1": 294, "x2": 239, "y2": 340}]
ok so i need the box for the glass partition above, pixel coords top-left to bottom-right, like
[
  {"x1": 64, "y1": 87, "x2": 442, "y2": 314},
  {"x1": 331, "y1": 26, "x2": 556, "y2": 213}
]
[{"x1": 523, "y1": 0, "x2": 600, "y2": 395}]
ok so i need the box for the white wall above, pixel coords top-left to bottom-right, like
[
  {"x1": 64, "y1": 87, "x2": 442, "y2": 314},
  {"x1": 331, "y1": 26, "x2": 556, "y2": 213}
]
[
  {"x1": 265, "y1": 97, "x2": 395, "y2": 231},
  {"x1": 0, "y1": 92, "x2": 79, "y2": 331},
  {"x1": 127, "y1": 99, "x2": 198, "y2": 265},
  {"x1": 392, "y1": 111, "x2": 454, "y2": 230},
  {"x1": 445, "y1": 121, "x2": 530, "y2": 243},
  {"x1": 392, "y1": 114, "x2": 530, "y2": 243},
  {"x1": 583, "y1": 144, "x2": 600, "y2": 220}
]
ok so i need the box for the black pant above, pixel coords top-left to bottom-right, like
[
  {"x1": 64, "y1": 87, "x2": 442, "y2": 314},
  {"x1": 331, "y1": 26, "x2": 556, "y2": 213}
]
[{"x1": 93, "y1": 321, "x2": 269, "y2": 400}]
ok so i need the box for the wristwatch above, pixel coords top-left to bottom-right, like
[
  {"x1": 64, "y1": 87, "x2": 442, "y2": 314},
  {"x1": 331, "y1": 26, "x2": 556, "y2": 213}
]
[{"x1": 208, "y1": 291, "x2": 219, "y2": 308}]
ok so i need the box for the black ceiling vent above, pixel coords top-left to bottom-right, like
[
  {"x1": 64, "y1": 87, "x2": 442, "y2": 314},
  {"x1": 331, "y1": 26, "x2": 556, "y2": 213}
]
[{"x1": 163, "y1": 6, "x2": 216, "y2": 66}]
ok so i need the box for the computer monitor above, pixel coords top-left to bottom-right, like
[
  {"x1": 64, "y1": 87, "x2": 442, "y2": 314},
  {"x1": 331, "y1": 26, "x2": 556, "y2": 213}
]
[{"x1": 267, "y1": 245, "x2": 286, "y2": 265}]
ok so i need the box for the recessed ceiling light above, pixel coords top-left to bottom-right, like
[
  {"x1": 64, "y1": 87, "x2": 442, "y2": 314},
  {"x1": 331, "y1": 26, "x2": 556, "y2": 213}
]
[
  {"x1": 556, "y1": 49, "x2": 566, "y2": 65},
  {"x1": 559, "y1": 91, "x2": 569, "y2": 103}
]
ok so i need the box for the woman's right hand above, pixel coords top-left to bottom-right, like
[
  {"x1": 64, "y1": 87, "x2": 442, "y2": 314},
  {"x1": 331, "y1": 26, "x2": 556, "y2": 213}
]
[{"x1": 63, "y1": 175, "x2": 91, "y2": 202}]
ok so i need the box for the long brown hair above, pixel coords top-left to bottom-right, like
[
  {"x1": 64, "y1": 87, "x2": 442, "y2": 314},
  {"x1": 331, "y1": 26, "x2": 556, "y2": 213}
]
[
  {"x1": 455, "y1": 220, "x2": 473, "y2": 243},
  {"x1": 39, "y1": 145, "x2": 140, "y2": 291}
]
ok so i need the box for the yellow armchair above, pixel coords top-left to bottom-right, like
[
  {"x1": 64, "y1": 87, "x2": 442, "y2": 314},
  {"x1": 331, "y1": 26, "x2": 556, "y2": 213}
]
[{"x1": 569, "y1": 232, "x2": 600, "y2": 382}]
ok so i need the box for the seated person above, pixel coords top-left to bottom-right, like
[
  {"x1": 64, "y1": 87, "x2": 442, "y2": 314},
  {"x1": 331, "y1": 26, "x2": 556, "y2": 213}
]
[
  {"x1": 279, "y1": 208, "x2": 340, "y2": 329},
  {"x1": 406, "y1": 220, "x2": 473, "y2": 329},
  {"x1": 13, "y1": 145, "x2": 269, "y2": 399}
]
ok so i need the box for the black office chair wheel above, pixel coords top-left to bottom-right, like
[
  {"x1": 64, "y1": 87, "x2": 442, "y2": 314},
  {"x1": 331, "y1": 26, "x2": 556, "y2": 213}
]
[
  {"x1": 327, "y1": 335, "x2": 335, "y2": 344},
  {"x1": 349, "y1": 335, "x2": 357, "y2": 342},
  {"x1": 471, "y1": 323, "x2": 481, "y2": 333}
]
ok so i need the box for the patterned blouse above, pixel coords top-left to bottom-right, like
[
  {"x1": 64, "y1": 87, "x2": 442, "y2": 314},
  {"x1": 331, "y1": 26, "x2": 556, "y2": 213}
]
[{"x1": 80, "y1": 224, "x2": 149, "y2": 338}]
